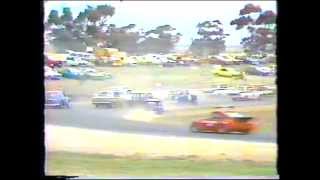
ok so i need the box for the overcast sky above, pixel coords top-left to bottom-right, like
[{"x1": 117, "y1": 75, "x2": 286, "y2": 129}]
[{"x1": 44, "y1": 1, "x2": 277, "y2": 49}]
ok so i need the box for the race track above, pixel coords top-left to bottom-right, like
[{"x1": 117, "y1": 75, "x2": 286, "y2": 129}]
[{"x1": 45, "y1": 95, "x2": 276, "y2": 143}]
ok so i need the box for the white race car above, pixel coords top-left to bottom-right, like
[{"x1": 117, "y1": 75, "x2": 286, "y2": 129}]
[
  {"x1": 210, "y1": 88, "x2": 243, "y2": 96},
  {"x1": 232, "y1": 92, "x2": 261, "y2": 101}
]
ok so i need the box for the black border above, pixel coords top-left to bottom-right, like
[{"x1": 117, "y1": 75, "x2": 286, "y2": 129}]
[{"x1": 5, "y1": 0, "x2": 306, "y2": 179}]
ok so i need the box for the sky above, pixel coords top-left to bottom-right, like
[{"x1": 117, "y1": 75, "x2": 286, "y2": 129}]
[{"x1": 44, "y1": 1, "x2": 277, "y2": 50}]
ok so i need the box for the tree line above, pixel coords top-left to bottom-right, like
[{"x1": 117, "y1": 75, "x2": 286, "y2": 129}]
[{"x1": 46, "y1": 3, "x2": 276, "y2": 56}]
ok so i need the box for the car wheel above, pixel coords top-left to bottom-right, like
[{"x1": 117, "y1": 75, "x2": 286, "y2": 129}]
[{"x1": 190, "y1": 125, "x2": 199, "y2": 133}]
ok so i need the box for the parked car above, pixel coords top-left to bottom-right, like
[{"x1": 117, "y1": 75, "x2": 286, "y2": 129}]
[
  {"x1": 190, "y1": 111, "x2": 258, "y2": 134},
  {"x1": 80, "y1": 67, "x2": 96, "y2": 73},
  {"x1": 58, "y1": 68, "x2": 85, "y2": 79},
  {"x1": 251, "y1": 90, "x2": 275, "y2": 96},
  {"x1": 85, "y1": 72, "x2": 112, "y2": 80},
  {"x1": 126, "y1": 56, "x2": 139, "y2": 65},
  {"x1": 45, "y1": 91, "x2": 70, "y2": 108},
  {"x1": 162, "y1": 60, "x2": 177, "y2": 67},
  {"x1": 79, "y1": 68, "x2": 112, "y2": 80},
  {"x1": 66, "y1": 56, "x2": 94, "y2": 67},
  {"x1": 213, "y1": 55, "x2": 241, "y2": 65},
  {"x1": 137, "y1": 56, "x2": 153, "y2": 65},
  {"x1": 246, "y1": 66, "x2": 274, "y2": 76},
  {"x1": 244, "y1": 57, "x2": 265, "y2": 65},
  {"x1": 45, "y1": 56, "x2": 64, "y2": 68},
  {"x1": 45, "y1": 68, "x2": 62, "y2": 80}
]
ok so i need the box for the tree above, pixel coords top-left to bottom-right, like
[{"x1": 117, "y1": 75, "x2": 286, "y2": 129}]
[
  {"x1": 189, "y1": 20, "x2": 229, "y2": 57},
  {"x1": 47, "y1": 10, "x2": 62, "y2": 25},
  {"x1": 60, "y1": 7, "x2": 73, "y2": 23},
  {"x1": 138, "y1": 25, "x2": 181, "y2": 54},
  {"x1": 230, "y1": 4, "x2": 276, "y2": 53},
  {"x1": 105, "y1": 24, "x2": 141, "y2": 53}
]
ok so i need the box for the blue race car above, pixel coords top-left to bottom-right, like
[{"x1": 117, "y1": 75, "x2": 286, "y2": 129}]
[{"x1": 45, "y1": 91, "x2": 70, "y2": 108}]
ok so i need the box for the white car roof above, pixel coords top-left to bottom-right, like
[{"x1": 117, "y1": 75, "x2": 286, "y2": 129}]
[{"x1": 225, "y1": 112, "x2": 246, "y2": 118}]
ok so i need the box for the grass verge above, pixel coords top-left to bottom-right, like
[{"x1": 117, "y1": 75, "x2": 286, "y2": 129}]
[{"x1": 47, "y1": 151, "x2": 277, "y2": 177}]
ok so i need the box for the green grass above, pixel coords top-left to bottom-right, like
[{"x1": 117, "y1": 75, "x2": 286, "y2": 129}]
[{"x1": 47, "y1": 151, "x2": 277, "y2": 177}]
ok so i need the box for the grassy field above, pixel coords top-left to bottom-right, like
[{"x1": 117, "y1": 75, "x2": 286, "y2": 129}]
[
  {"x1": 47, "y1": 151, "x2": 277, "y2": 177},
  {"x1": 46, "y1": 66, "x2": 275, "y2": 96},
  {"x1": 152, "y1": 105, "x2": 276, "y2": 135}
]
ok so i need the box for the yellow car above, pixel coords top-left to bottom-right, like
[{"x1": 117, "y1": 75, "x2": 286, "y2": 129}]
[
  {"x1": 212, "y1": 67, "x2": 245, "y2": 78},
  {"x1": 112, "y1": 60, "x2": 124, "y2": 67}
]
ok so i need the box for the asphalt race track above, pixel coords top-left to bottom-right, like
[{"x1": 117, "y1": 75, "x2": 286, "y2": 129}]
[{"x1": 45, "y1": 95, "x2": 276, "y2": 143}]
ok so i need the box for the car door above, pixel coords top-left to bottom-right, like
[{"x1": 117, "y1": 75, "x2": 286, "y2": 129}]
[
  {"x1": 232, "y1": 118, "x2": 252, "y2": 132},
  {"x1": 199, "y1": 113, "x2": 224, "y2": 131}
]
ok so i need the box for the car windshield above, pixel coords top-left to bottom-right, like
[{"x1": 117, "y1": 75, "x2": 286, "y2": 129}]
[
  {"x1": 234, "y1": 117, "x2": 253, "y2": 122},
  {"x1": 225, "y1": 112, "x2": 252, "y2": 120},
  {"x1": 208, "y1": 112, "x2": 225, "y2": 120},
  {"x1": 46, "y1": 92, "x2": 62, "y2": 98}
]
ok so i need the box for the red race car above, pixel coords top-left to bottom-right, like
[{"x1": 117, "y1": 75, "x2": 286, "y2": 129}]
[{"x1": 190, "y1": 111, "x2": 259, "y2": 134}]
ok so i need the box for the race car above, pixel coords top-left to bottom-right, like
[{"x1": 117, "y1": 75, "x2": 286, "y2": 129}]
[
  {"x1": 232, "y1": 92, "x2": 261, "y2": 101},
  {"x1": 169, "y1": 90, "x2": 198, "y2": 104},
  {"x1": 144, "y1": 98, "x2": 165, "y2": 114},
  {"x1": 209, "y1": 88, "x2": 243, "y2": 96},
  {"x1": 190, "y1": 111, "x2": 258, "y2": 134},
  {"x1": 212, "y1": 66, "x2": 245, "y2": 78},
  {"x1": 91, "y1": 91, "x2": 125, "y2": 108},
  {"x1": 45, "y1": 91, "x2": 70, "y2": 109}
]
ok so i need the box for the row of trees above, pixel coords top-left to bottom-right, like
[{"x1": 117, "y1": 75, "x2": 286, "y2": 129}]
[
  {"x1": 46, "y1": 3, "x2": 276, "y2": 55},
  {"x1": 230, "y1": 4, "x2": 276, "y2": 53},
  {"x1": 46, "y1": 5, "x2": 181, "y2": 54}
]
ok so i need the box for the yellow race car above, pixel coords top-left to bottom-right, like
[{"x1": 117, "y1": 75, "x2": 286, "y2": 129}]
[{"x1": 212, "y1": 66, "x2": 245, "y2": 78}]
